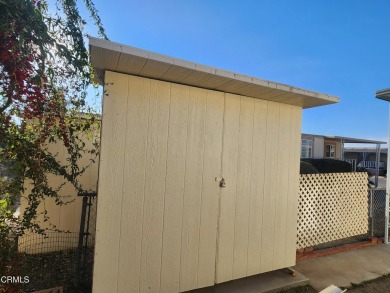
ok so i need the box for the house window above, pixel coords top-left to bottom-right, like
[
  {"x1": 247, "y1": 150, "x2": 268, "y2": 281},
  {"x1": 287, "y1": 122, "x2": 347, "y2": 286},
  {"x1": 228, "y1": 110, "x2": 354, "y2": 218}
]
[
  {"x1": 301, "y1": 139, "x2": 313, "y2": 158},
  {"x1": 325, "y1": 144, "x2": 336, "y2": 158}
]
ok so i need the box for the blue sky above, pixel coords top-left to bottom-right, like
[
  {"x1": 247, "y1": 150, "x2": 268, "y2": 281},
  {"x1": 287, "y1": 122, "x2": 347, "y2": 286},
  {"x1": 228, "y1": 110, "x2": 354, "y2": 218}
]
[{"x1": 82, "y1": 0, "x2": 390, "y2": 143}]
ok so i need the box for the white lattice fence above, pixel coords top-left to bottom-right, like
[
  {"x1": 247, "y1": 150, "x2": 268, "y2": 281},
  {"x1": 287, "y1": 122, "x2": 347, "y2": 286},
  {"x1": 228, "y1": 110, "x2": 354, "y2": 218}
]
[{"x1": 297, "y1": 173, "x2": 369, "y2": 249}]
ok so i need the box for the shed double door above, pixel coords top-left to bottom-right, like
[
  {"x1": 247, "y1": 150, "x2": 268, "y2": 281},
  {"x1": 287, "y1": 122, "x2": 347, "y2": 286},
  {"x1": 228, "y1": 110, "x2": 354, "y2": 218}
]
[{"x1": 94, "y1": 72, "x2": 301, "y2": 293}]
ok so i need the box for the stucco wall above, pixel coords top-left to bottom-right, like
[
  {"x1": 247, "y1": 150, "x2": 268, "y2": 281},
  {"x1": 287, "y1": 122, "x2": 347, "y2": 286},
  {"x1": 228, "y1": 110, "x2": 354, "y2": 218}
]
[{"x1": 19, "y1": 123, "x2": 99, "y2": 253}]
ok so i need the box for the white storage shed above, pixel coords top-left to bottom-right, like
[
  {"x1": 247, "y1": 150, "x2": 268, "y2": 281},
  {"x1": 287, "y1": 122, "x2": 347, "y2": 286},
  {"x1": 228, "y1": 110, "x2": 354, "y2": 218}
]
[{"x1": 89, "y1": 37, "x2": 339, "y2": 293}]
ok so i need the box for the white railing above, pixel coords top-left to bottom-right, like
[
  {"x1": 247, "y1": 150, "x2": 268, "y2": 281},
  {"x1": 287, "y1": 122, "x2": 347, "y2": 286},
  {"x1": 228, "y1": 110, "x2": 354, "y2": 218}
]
[{"x1": 358, "y1": 161, "x2": 385, "y2": 169}]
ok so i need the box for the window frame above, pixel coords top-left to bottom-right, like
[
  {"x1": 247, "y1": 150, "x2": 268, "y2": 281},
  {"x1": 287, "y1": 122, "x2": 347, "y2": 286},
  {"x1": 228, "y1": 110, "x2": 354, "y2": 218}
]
[
  {"x1": 325, "y1": 143, "x2": 336, "y2": 159},
  {"x1": 301, "y1": 139, "x2": 313, "y2": 159}
]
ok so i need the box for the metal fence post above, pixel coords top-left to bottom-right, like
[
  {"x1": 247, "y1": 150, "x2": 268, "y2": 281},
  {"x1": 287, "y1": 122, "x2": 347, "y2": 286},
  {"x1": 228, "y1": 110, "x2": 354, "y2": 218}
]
[
  {"x1": 75, "y1": 195, "x2": 88, "y2": 287},
  {"x1": 75, "y1": 191, "x2": 97, "y2": 288}
]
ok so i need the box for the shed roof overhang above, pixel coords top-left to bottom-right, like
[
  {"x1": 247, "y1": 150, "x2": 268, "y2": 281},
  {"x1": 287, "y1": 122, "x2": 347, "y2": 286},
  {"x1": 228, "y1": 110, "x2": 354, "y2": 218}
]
[
  {"x1": 376, "y1": 88, "x2": 390, "y2": 102},
  {"x1": 89, "y1": 37, "x2": 339, "y2": 109}
]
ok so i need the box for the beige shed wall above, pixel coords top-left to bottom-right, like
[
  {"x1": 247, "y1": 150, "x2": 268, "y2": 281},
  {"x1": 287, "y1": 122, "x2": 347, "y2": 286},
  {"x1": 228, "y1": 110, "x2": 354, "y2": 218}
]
[{"x1": 93, "y1": 71, "x2": 302, "y2": 293}]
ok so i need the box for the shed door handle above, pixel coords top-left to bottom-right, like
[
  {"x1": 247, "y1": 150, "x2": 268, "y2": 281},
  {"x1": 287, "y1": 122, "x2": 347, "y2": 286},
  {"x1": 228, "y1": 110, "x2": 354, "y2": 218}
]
[{"x1": 219, "y1": 178, "x2": 226, "y2": 188}]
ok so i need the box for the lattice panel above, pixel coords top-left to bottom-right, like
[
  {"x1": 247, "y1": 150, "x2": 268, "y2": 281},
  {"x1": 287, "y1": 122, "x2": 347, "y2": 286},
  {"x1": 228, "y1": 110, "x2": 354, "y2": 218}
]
[{"x1": 297, "y1": 173, "x2": 369, "y2": 249}]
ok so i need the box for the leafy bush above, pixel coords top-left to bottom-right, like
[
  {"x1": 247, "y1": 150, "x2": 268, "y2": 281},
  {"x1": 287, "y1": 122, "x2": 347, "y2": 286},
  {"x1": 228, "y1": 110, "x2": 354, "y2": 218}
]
[
  {"x1": 302, "y1": 159, "x2": 352, "y2": 173},
  {"x1": 300, "y1": 161, "x2": 320, "y2": 174}
]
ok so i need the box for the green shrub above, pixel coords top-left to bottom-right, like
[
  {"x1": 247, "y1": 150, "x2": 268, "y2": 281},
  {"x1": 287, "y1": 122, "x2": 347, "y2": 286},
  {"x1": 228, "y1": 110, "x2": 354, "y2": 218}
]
[
  {"x1": 300, "y1": 161, "x2": 320, "y2": 174},
  {"x1": 302, "y1": 159, "x2": 352, "y2": 173}
]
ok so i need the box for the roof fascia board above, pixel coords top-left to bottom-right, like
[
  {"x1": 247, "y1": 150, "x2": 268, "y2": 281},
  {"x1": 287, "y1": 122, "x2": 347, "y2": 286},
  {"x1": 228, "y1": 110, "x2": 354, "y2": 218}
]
[{"x1": 89, "y1": 37, "x2": 339, "y2": 109}]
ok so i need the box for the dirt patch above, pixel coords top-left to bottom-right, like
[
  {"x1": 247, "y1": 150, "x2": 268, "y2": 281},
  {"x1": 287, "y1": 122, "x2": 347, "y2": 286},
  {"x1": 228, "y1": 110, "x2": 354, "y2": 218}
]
[
  {"x1": 278, "y1": 284, "x2": 317, "y2": 293},
  {"x1": 345, "y1": 274, "x2": 390, "y2": 293}
]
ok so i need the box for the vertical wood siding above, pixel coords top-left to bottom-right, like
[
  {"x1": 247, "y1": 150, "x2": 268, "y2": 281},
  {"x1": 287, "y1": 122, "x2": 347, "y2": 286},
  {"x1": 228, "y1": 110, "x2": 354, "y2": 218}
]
[
  {"x1": 179, "y1": 87, "x2": 207, "y2": 292},
  {"x1": 93, "y1": 71, "x2": 302, "y2": 293},
  {"x1": 93, "y1": 73, "x2": 128, "y2": 292},
  {"x1": 215, "y1": 93, "x2": 241, "y2": 282},
  {"x1": 215, "y1": 99, "x2": 301, "y2": 283},
  {"x1": 160, "y1": 84, "x2": 190, "y2": 293},
  {"x1": 285, "y1": 107, "x2": 302, "y2": 266},
  {"x1": 196, "y1": 89, "x2": 224, "y2": 287},
  {"x1": 246, "y1": 99, "x2": 268, "y2": 275},
  {"x1": 118, "y1": 76, "x2": 151, "y2": 293}
]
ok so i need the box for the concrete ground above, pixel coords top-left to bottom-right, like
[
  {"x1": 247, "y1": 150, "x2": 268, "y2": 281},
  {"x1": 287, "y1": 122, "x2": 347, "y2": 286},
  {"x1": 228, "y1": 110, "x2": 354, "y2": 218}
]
[
  {"x1": 293, "y1": 244, "x2": 390, "y2": 291},
  {"x1": 370, "y1": 176, "x2": 386, "y2": 188},
  {"x1": 189, "y1": 269, "x2": 309, "y2": 293},
  {"x1": 189, "y1": 244, "x2": 390, "y2": 293}
]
